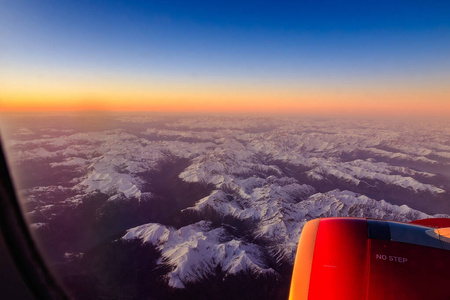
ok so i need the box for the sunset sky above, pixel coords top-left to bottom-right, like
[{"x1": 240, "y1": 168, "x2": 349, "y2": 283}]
[{"x1": 1, "y1": 0, "x2": 450, "y2": 116}]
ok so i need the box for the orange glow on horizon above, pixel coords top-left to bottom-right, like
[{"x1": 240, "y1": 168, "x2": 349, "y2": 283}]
[
  {"x1": 1, "y1": 75, "x2": 449, "y2": 116},
  {"x1": 2, "y1": 95, "x2": 449, "y2": 117}
]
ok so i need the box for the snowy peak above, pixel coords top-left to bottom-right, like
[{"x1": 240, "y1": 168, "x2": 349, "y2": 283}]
[
  {"x1": 123, "y1": 221, "x2": 274, "y2": 288},
  {"x1": 124, "y1": 189, "x2": 448, "y2": 286}
]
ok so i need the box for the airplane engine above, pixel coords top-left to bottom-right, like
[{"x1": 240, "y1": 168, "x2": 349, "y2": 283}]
[{"x1": 289, "y1": 217, "x2": 450, "y2": 300}]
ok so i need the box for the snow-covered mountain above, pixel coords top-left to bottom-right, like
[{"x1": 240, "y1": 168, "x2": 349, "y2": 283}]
[
  {"x1": 2, "y1": 113, "x2": 449, "y2": 299},
  {"x1": 123, "y1": 188, "x2": 447, "y2": 288}
]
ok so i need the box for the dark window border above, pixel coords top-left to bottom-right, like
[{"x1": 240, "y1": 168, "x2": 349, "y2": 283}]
[{"x1": 0, "y1": 139, "x2": 67, "y2": 299}]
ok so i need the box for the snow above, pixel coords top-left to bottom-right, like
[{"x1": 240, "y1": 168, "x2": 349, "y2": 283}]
[
  {"x1": 124, "y1": 187, "x2": 449, "y2": 287},
  {"x1": 123, "y1": 221, "x2": 274, "y2": 288},
  {"x1": 30, "y1": 223, "x2": 47, "y2": 230},
  {"x1": 50, "y1": 157, "x2": 87, "y2": 167},
  {"x1": 6, "y1": 114, "x2": 449, "y2": 288},
  {"x1": 77, "y1": 168, "x2": 142, "y2": 199}
]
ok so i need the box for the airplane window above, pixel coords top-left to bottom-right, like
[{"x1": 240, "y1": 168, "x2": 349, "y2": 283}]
[{"x1": 1, "y1": 1, "x2": 449, "y2": 300}]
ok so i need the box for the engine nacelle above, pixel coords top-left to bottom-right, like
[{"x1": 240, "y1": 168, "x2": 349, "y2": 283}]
[{"x1": 289, "y1": 217, "x2": 450, "y2": 300}]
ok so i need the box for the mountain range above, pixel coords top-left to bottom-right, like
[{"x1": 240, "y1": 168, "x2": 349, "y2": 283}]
[{"x1": 3, "y1": 113, "x2": 449, "y2": 299}]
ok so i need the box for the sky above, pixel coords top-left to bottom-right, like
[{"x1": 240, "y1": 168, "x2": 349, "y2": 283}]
[{"x1": 1, "y1": 0, "x2": 450, "y2": 116}]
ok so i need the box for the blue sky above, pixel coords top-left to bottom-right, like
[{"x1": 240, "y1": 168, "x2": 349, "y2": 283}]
[{"x1": 1, "y1": 0, "x2": 450, "y2": 114}]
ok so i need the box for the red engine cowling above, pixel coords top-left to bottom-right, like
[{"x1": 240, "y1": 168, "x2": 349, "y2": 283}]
[{"x1": 289, "y1": 217, "x2": 450, "y2": 300}]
